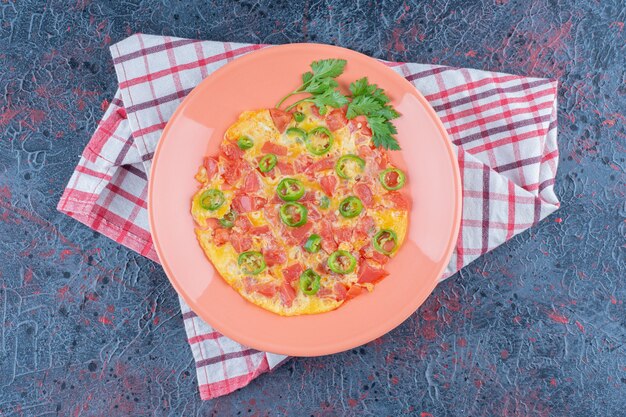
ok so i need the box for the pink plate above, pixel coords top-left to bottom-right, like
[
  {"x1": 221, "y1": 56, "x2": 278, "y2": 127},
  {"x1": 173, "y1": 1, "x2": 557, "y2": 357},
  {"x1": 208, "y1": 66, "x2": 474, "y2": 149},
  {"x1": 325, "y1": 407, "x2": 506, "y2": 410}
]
[{"x1": 149, "y1": 43, "x2": 461, "y2": 356}]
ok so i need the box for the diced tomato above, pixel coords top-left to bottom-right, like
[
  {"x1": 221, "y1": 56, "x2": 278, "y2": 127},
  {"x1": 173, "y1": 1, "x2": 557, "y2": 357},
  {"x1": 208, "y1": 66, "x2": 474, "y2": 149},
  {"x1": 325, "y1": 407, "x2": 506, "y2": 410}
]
[
  {"x1": 244, "y1": 278, "x2": 276, "y2": 297},
  {"x1": 355, "y1": 215, "x2": 375, "y2": 237},
  {"x1": 221, "y1": 158, "x2": 242, "y2": 185},
  {"x1": 346, "y1": 284, "x2": 365, "y2": 300},
  {"x1": 278, "y1": 282, "x2": 296, "y2": 307},
  {"x1": 307, "y1": 207, "x2": 321, "y2": 221},
  {"x1": 326, "y1": 109, "x2": 348, "y2": 131},
  {"x1": 333, "y1": 282, "x2": 348, "y2": 301},
  {"x1": 234, "y1": 215, "x2": 252, "y2": 232},
  {"x1": 269, "y1": 108, "x2": 293, "y2": 133},
  {"x1": 300, "y1": 192, "x2": 315, "y2": 202},
  {"x1": 354, "y1": 183, "x2": 374, "y2": 208},
  {"x1": 231, "y1": 194, "x2": 267, "y2": 213},
  {"x1": 230, "y1": 234, "x2": 252, "y2": 253},
  {"x1": 203, "y1": 218, "x2": 220, "y2": 230},
  {"x1": 357, "y1": 262, "x2": 389, "y2": 284},
  {"x1": 263, "y1": 205, "x2": 281, "y2": 227},
  {"x1": 294, "y1": 154, "x2": 313, "y2": 171},
  {"x1": 242, "y1": 171, "x2": 261, "y2": 193},
  {"x1": 276, "y1": 161, "x2": 294, "y2": 175},
  {"x1": 376, "y1": 151, "x2": 389, "y2": 169},
  {"x1": 320, "y1": 175, "x2": 337, "y2": 196},
  {"x1": 286, "y1": 222, "x2": 313, "y2": 245},
  {"x1": 261, "y1": 141, "x2": 288, "y2": 156},
  {"x1": 357, "y1": 145, "x2": 374, "y2": 159},
  {"x1": 348, "y1": 115, "x2": 372, "y2": 136},
  {"x1": 263, "y1": 248, "x2": 287, "y2": 266},
  {"x1": 249, "y1": 225, "x2": 270, "y2": 235},
  {"x1": 203, "y1": 157, "x2": 219, "y2": 178},
  {"x1": 370, "y1": 250, "x2": 390, "y2": 265},
  {"x1": 317, "y1": 287, "x2": 333, "y2": 298},
  {"x1": 332, "y1": 225, "x2": 353, "y2": 244},
  {"x1": 282, "y1": 263, "x2": 304, "y2": 285},
  {"x1": 306, "y1": 157, "x2": 335, "y2": 176},
  {"x1": 320, "y1": 220, "x2": 338, "y2": 253},
  {"x1": 387, "y1": 192, "x2": 409, "y2": 210},
  {"x1": 310, "y1": 105, "x2": 323, "y2": 119},
  {"x1": 220, "y1": 141, "x2": 244, "y2": 160},
  {"x1": 213, "y1": 228, "x2": 230, "y2": 246}
]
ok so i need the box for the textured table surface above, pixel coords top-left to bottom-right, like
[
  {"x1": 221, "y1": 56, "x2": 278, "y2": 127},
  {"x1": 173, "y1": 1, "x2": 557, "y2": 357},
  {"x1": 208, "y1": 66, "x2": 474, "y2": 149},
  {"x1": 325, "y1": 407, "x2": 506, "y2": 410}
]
[{"x1": 1, "y1": 1, "x2": 625, "y2": 416}]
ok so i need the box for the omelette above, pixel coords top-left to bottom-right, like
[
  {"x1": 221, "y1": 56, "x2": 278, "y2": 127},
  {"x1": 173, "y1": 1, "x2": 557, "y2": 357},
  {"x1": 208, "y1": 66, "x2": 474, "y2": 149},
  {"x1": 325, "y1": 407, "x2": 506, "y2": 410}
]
[{"x1": 191, "y1": 102, "x2": 410, "y2": 316}]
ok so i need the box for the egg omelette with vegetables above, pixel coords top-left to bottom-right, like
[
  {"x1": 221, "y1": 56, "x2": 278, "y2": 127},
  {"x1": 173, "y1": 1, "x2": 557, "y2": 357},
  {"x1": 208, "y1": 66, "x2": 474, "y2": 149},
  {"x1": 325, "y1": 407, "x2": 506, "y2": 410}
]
[{"x1": 191, "y1": 59, "x2": 410, "y2": 316}]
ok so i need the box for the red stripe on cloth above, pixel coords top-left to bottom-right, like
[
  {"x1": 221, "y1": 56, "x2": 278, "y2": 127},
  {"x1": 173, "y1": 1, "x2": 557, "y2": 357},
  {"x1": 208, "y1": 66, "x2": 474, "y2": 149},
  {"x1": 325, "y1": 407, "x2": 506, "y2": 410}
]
[
  {"x1": 463, "y1": 190, "x2": 537, "y2": 204},
  {"x1": 462, "y1": 219, "x2": 535, "y2": 230},
  {"x1": 455, "y1": 148, "x2": 466, "y2": 271},
  {"x1": 506, "y1": 180, "x2": 515, "y2": 240},
  {"x1": 198, "y1": 356, "x2": 270, "y2": 400},
  {"x1": 188, "y1": 332, "x2": 221, "y2": 344},
  {"x1": 134, "y1": 121, "x2": 168, "y2": 138},
  {"x1": 107, "y1": 183, "x2": 148, "y2": 209},
  {"x1": 90, "y1": 204, "x2": 153, "y2": 243},
  {"x1": 425, "y1": 74, "x2": 524, "y2": 102},
  {"x1": 481, "y1": 165, "x2": 490, "y2": 255},
  {"x1": 75, "y1": 165, "x2": 112, "y2": 180},
  {"x1": 195, "y1": 348, "x2": 259, "y2": 368},
  {"x1": 405, "y1": 66, "x2": 454, "y2": 81},
  {"x1": 113, "y1": 38, "x2": 198, "y2": 64},
  {"x1": 466, "y1": 127, "x2": 547, "y2": 154},
  {"x1": 119, "y1": 44, "x2": 262, "y2": 89}
]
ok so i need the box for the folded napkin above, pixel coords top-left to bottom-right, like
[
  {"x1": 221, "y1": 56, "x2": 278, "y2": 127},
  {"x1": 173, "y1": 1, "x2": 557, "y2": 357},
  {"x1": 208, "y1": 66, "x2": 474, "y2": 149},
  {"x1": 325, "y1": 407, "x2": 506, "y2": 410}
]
[{"x1": 58, "y1": 34, "x2": 560, "y2": 400}]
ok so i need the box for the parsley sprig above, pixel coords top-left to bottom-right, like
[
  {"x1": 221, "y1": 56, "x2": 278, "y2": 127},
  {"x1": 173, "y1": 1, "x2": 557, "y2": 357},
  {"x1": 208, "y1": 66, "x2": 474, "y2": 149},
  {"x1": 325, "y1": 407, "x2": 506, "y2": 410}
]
[{"x1": 275, "y1": 59, "x2": 402, "y2": 150}]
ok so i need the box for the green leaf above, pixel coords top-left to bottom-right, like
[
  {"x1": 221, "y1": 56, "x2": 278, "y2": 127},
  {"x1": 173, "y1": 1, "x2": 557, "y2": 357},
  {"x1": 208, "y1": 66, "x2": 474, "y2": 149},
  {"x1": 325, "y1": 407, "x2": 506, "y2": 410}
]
[
  {"x1": 346, "y1": 95, "x2": 382, "y2": 119},
  {"x1": 302, "y1": 72, "x2": 313, "y2": 85},
  {"x1": 367, "y1": 116, "x2": 400, "y2": 150},
  {"x1": 310, "y1": 59, "x2": 347, "y2": 79},
  {"x1": 312, "y1": 89, "x2": 349, "y2": 110},
  {"x1": 304, "y1": 78, "x2": 338, "y2": 94},
  {"x1": 375, "y1": 105, "x2": 401, "y2": 120},
  {"x1": 349, "y1": 77, "x2": 373, "y2": 97}
]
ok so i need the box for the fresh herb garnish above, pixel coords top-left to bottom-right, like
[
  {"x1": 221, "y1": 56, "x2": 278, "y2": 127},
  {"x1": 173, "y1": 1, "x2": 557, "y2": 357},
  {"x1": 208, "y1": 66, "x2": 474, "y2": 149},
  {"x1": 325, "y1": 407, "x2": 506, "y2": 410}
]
[{"x1": 275, "y1": 59, "x2": 402, "y2": 150}]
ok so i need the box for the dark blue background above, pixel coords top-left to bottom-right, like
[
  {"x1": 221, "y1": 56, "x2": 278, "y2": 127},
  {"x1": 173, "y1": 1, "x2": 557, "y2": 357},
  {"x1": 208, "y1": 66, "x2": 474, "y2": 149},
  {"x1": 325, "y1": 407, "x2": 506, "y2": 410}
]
[{"x1": 1, "y1": 1, "x2": 624, "y2": 416}]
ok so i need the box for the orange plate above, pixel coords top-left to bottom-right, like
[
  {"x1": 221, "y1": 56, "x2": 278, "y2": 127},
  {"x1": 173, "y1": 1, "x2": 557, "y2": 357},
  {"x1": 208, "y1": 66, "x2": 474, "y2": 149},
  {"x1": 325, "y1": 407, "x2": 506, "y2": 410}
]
[{"x1": 149, "y1": 44, "x2": 461, "y2": 357}]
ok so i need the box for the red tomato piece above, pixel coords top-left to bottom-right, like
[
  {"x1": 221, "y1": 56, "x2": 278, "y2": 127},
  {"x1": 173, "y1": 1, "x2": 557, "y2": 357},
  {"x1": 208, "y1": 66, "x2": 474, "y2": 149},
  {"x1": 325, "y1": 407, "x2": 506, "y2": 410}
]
[
  {"x1": 203, "y1": 157, "x2": 219, "y2": 179},
  {"x1": 231, "y1": 194, "x2": 267, "y2": 213},
  {"x1": 269, "y1": 108, "x2": 293, "y2": 133},
  {"x1": 263, "y1": 248, "x2": 287, "y2": 267},
  {"x1": 320, "y1": 220, "x2": 338, "y2": 253},
  {"x1": 355, "y1": 215, "x2": 375, "y2": 237},
  {"x1": 230, "y1": 234, "x2": 252, "y2": 253},
  {"x1": 354, "y1": 183, "x2": 374, "y2": 208},
  {"x1": 220, "y1": 141, "x2": 243, "y2": 160},
  {"x1": 278, "y1": 282, "x2": 296, "y2": 307},
  {"x1": 320, "y1": 175, "x2": 337, "y2": 196},
  {"x1": 276, "y1": 161, "x2": 294, "y2": 175},
  {"x1": 387, "y1": 192, "x2": 409, "y2": 210},
  {"x1": 346, "y1": 284, "x2": 365, "y2": 300},
  {"x1": 213, "y1": 228, "x2": 230, "y2": 246},
  {"x1": 326, "y1": 109, "x2": 348, "y2": 131},
  {"x1": 234, "y1": 215, "x2": 252, "y2": 232},
  {"x1": 357, "y1": 145, "x2": 373, "y2": 158},
  {"x1": 282, "y1": 263, "x2": 304, "y2": 285},
  {"x1": 203, "y1": 218, "x2": 220, "y2": 230},
  {"x1": 294, "y1": 154, "x2": 313, "y2": 171},
  {"x1": 348, "y1": 115, "x2": 372, "y2": 136},
  {"x1": 242, "y1": 171, "x2": 261, "y2": 193},
  {"x1": 249, "y1": 225, "x2": 271, "y2": 235},
  {"x1": 306, "y1": 157, "x2": 335, "y2": 176},
  {"x1": 286, "y1": 222, "x2": 313, "y2": 245},
  {"x1": 244, "y1": 278, "x2": 276, "y2": 297},
  {"x1": 332, "y1": 225, "x2": 353, "y2": 244},
  {"x1": 261, "y1": 141, "x2": 288, "y2": 156},
  {"x1": 307, "y1": 207, "x2": 321, "y2": 221},
  {"x1": 357, "y1": 262, "x2": 389, "y2": 284},
  {"x1": 333, "y1": 282, "x2": 348, "y2": 301}
]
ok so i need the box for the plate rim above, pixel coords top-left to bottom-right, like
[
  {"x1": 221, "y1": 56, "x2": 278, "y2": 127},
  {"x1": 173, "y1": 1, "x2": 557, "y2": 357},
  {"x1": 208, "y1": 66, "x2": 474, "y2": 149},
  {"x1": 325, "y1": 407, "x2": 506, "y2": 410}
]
[{"x1": 148, "y1": 42, "x2": 462, "y2": 356}]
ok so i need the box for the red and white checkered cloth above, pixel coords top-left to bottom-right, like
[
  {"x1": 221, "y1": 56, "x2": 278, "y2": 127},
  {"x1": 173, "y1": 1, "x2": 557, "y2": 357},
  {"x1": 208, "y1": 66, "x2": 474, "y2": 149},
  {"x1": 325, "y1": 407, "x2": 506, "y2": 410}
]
[{"x1": 58, "y1": 34, "x2": 559, "y2": 400}]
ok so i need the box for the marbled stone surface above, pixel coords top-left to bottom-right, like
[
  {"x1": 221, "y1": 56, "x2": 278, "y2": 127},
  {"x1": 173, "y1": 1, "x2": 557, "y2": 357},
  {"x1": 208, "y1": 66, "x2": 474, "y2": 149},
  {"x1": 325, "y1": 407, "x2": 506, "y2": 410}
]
[{"x1": 0, "y1": 1, "x2": 624, "y2": 415}]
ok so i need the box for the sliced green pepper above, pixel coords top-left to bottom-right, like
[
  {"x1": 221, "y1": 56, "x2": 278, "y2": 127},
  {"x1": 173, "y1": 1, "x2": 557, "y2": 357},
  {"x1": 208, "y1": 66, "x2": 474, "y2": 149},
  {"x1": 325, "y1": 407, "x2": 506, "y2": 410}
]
[
  {"x1": 328, "y1": 250, "x2": 357, "y2": 274},
  {"x1": 338, "y1": 196, "x2": 363, "y2": 218},
  {"x1": 238, "y1": 251, "x2": 266, "y2": 274},
  {"x1": 200, "y1": 189, "x2": 225, "y2": 210},
  {"x1": 259, "y1": 154, "x2": 277, "y2": 173},
  {"x1": 379, "y1": 168, "x2": 406, "y2": 191},
  {"x1": 373, "y1": 229, "x2": 398, "y2": 255},
  {"x1": 305, "y1": 126, "x2": 333, "y2": 155},
  {"x1": 303, "y1": 234, "x2": 322, "y2": 253},
  {"x1": 293, "y1": 112, "x2": 305, "y2": 123},
  {"x1": 237, "y1": 135, "x2": 254, "y2": 150},
  {"x1": 276, "y1": 178, "x2": 305, "y2": 201},
  {"x1": 219, "y1": 210, "x2": 237, "y2": 228},
  {"x1": 279, "y1": 202, "x2": 308, "y2": 227},
  {"x1": 319, "y1": 195, "x2": 330, "y2": 209},
  {"x1": 286, "y1": 127, "x2": 306, "y2": 142},
  {"x1": 335, "y1": 154, "x2": 365, "y2": 179},
  {"x1": 299, "y1": 269, "x2": 321, "y2": 295}
]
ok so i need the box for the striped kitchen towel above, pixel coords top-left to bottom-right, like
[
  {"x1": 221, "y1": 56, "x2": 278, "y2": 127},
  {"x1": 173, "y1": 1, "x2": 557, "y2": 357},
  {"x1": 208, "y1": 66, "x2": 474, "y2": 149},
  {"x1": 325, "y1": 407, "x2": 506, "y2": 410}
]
[{"x1": 58, "y1": 34, "x2": 559, "y2": 400}]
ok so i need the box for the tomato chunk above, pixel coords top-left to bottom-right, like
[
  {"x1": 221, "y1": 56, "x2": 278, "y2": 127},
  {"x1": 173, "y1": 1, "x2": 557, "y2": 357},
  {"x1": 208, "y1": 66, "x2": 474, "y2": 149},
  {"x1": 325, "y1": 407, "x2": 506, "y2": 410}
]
[
  {"x1": 231, "y1": 194, "x2": 267, "y2": 213},
  {"x1": 279, "y1": 282, "x2": 296, "y2": 307},
  {"x1": 286, "y1": 221, "x2": 313, "y2": 245},
  {"x1": 282, "y1": 263, "x2": 304, "y2": 285},
  {"x1": 276, "y1": 161, "x2": 294, "y2": 175},
  {"x1": 230, "y1": 234, "x2": 252, "y2": 253},
  {"x1": 346, "y1": 284, "x2": 365, "y2": 300},
  {"x1": 234, "y1": 215, "x2": 252, "y2": 232},
  {"x1": 357, "y1": 262, "x2": 389, "y2": 284},
  {"x1": 387, "y1": 192, "x2": 409, "y2": 210},
  {"x1": 354, "y1": 183, "x2": 373, "y2": 208},
  {"x1": 242, "y1": 171, "x2": 261, "y2": 193},
  {"x1": 320, "y1": 175, "x2": 337, "y2": 196},
  {"x1": 249, "y1": 225, "x2": 271, "y2": 235},
  {"x1": 261, "y1": 141, "x2": 288, "y2": 156},
  {"x1": 269, "y1": 108, "x2": 293, "y2": 133},
  {"x1": 326, "y1": 109, "x2": 348, "y2": 131},
  {"x1": 213, "y1": 228, "x2": 230, "y2": 246},
  {"x1": 203, "y1": 157, "x2": 219, "y2": 179},
  {"x1": 220, "y1": 141, "x2": 244, "y2": 160},
  {"x1": 244, "y1": 278, "x2": 276, "y2": 297},
  {"x1": 263, "y1": 248, "x2": 287, "y2": 267}
]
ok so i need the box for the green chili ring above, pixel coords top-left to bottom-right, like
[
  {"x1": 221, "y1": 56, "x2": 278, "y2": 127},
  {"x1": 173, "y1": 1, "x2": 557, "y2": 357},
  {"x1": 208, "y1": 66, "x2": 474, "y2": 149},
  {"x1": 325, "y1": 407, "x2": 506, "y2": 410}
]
[
  {"x1": 338, "y1": 196, "x2": 363, "y2": 218},
  {"x1": 219, "y1": 210, "x2": 238, "y2": 228},
  {"x1": 328, "y1": 250, "x2": 357, "y2": 274},
  {"x1": 293, "y1": 112, "x2": 305, "y2": 123},
  {"x1": 238, "y1": 251, "x2": 266, "y2": 275},
  {"x1": 200, "y1": 189, "x2": 225, "y2": 210},
  {"x1": 286, "y1": 127, "x2": 307, "y2": 141},
  {"x1": 305, "y1": 126, "x2": 334, "y2": 155},
  {"x1": 299, "y1": 269, "x2": 321, "y2": 295},
  {"x1": 259, "y1": 154, "x2": 277, "y2": 173},
  {"x1": 276, "y1": 178, "x2": 305, "y2": 201},
  {"x1": 303, "y1": 234, "x2": 322, "y2": 253},
  {"x1": 237, "y1": 135, "x2": 254, "y2": 150},
  {"x1": 373, "y1": 229, "x2": 398, "y2": 255},
  {"x1": 335, "y1": 154, "x2": 365, "y2": 179},
  {"x1": 379, "y1": 168, "x2": 406, "y2": 191},
  {"x1": 279, "y1": 202, "x2": 308, "y2": 227}
]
